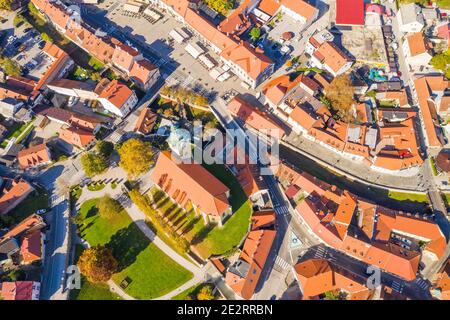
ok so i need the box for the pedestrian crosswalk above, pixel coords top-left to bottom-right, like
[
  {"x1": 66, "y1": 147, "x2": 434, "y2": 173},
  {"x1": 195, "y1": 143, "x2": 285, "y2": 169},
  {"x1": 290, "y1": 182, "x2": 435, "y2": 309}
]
[
  {"x1": 275, "y1": 256, "x2": 290, "y2": 270},
  {"x1": 414, "y1": 278, "x2": 429, "y2": 290},
  {"x1": 391, "y1": 280, "x2": 404, "y2": 294},
  {"x1": 313, "y1": 246, "x2": 327, "y2": 259},
  {"x1": 275, "y1": 205, "x2": 289, "y2": 216},
  {"x1": 51, "y1": 194, "x2": 65, "y2": 206}
]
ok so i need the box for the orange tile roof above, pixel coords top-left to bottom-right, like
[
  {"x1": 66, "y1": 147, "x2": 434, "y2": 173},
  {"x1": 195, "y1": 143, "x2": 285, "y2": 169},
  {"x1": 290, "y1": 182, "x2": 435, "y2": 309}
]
[
  {"x1": 406, "y1": 32, "x2": 430, "y2": 56},
  {"x1": 280, "y1": 0, "x2": 318, "y2": 20},
  {"x1": 220, "y1": 41, "x2": 273, "y2": 81},
  {"x1": 0, "y1": 179, "x2": 34, "y2": 215},
  {"x1": 134, "y1": 108, "x2": 157, "y2": 135},
  {"x1": 314, "y1": 42, "x2": 350, "y2": 74},
  {"x1": 0, "y1": 214, "x2": 45, "y2": 240},
  {"x1": 258, "y1": 0, "x2": 281, "y2": 15},
  {"x1": 20, "y1": 231, "x2": 42, "y2": 264},
  {"x1": 98, "y1": 80, "x2": 134, "y2": 109},
  {"x1": 289, "y1": 164, "x2": 443, "y2": 281},
  {"x1": 58, "y1": 126, "x2": 96, "y2": 149},
  {"x1": 151, "y1": 151, "x2": 230, "y2": 217},
  {"x1": 251, "y1": 210, "x2": 276, "y2": 231},
  {"x1": 227, "y1": 96, "x2": 285, "y2": 139},
  {"x1": 433, "y1": 261, "x2": 450, "y2": 300},
  {"x1": 295, "y1": 258, "x2": 370, "y2": 299},
  {"x1": 0, "y1": 281, "x2": 38, "y2": 300},
  {"x1": 225, "y1": 229, "x2": 276, "y2": 299},
  {"x1": 414, "y1": 76, "x2": 449, "y2": 147},
  {"x1": 374, "y1": 118, "x2": 423, "y2": 170},
  {"x1": 35, "y1": 43, "x2": 72, "y2": 91},
  {"x1": 129, "y1": 59, "x2": 158, "y2": 87},
  {"x1": 262, "y1": 74, "x2": 305, "y2": 105},
  {"x1": 17, "y1": 144, "x2": 51, "y2": 169}
]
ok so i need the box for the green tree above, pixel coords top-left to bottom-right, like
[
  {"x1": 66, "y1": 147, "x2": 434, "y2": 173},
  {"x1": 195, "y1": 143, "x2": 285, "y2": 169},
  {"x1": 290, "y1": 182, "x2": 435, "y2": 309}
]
[
  {"x1": 40, "y1": 32, "x2": 53, "y2": 43},
  {"x1": 0, "y1": 56, "x2": 22, "y2": 77},
  {"x1": 430, "y1": 50, "x2": 450, "y2": 71},
  {"x1": 77, "y1": 245, "x2": 118, "y2": 283},
  {"x1": 249, "y1": 27, "x2": 261, "y2": 41},
  {"x1": 118, "y1": 138, "x2": 154, "y2": 177},
  {"x1": 96, "y1": 141, "x2": 114, "y2": 158},
  {"x1": 97, "y1": 195, "x2": 122, "y2": 221},
  {"x1": 0, "y1": 0, "x2": 13, "y2": 11},
  {"x1": 80, "y1": 152, "x2": 107, "y2": 177}
]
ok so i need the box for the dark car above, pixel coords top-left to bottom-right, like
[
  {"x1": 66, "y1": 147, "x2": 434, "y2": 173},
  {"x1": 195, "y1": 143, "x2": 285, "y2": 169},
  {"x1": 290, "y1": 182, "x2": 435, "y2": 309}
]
[
  {"x1": 24, "y1": 27, "x2": 32, "y2": 33},
  {"x1": 38, "y1": 40, "x2": 46, "y2": 49}
]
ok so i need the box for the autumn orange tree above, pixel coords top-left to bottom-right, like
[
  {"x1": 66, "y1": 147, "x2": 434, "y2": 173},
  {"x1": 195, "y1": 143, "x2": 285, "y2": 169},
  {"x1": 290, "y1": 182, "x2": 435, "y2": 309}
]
[
  {"x1": 325, "y1": 74, "x2": 355, "y2": 123},
  {"x1": 117, "y1": 138, "x2": 154, "y2": 177},
  {"x1": 77, "y1": 245, "x2": 118, "y2": 283},
  {"x1": 196, "y1": 285, "x2": 215, "y2": 300}
]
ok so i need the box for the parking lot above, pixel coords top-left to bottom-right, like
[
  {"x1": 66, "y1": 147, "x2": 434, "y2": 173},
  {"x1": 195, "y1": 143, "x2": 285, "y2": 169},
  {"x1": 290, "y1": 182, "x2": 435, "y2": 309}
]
[{"x1": 89, "y1": 1, "x2": 255, "y2": 97}]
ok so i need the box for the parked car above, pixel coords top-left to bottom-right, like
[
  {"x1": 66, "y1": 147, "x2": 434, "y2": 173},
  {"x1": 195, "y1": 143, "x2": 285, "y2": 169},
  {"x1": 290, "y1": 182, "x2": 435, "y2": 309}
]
[
  {"x1": 36, "y1": 209, "x2": 47, "y2": 215},
  {"x1": 24, "y1": 27, "x2": 32, "y2": 33},
  {"x1": 38, "y1": 40, "x2": 46, "y2": 49}
]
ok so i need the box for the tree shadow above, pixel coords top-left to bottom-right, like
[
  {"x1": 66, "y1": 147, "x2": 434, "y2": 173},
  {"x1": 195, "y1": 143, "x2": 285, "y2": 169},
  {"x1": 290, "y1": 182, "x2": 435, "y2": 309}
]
[
  {"x1": 86, "y1": 206, "x2": 99, "y2": 219},
  {"x1": 106, "y1": 223, "x2": 150, "y2": 271},
  {"x1": 190, "y1": 224, "x2": 215, "y2": 245}
]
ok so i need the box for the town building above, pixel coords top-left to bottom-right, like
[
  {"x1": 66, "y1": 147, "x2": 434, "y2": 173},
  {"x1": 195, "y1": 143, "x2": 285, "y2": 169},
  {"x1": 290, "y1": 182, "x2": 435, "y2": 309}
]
[
  {"x1": 17, "y1": 143, "x2": 52, "y2": 169},
  {"x1": 134, "y1": 108, "x2": 158, "y2": 135},
  {"x1": 225, "y1": 210, "x2": 276, "y2": 299},
  {"x1": 227, "y1": 96, "x2": 286, "y2": 140},
  {"x1": 0, "y1": 178, "x2": 34, "y2": 215},
  {"x1": 398, "y1": 3, "x2": 425, "y2": 33},
  {"x1": 403, "y1": 32, "x2": 433, "y2": 71},
  {"x1": 295, "y1": 258, "x2": 372, "y2": 300},
  {"x1": 31, "y1": 0, "x2": 160, "y2": 91},
  {"x1": 95, "y1": 79, "x2": 138, "y2": 118},
  {"x1": 276, "y1": 164, "x2": 446, "y2": 281},
  {"x1": 335, "y1": 0, "x2": 365, "y2": 27},
  {"x1": 58, "y1": 126, "x2": 96, "y2": 150},
  {"x1": 306, "y1": 30, "x2": 353, "y2": 77},
  {"x1": 414, "y1": 75, "x2": 449, "y2": 148},
  {"x1": 150, "y1": 151, "x2": 232, "y2": 226},
  {"x1": 0, "y1": 281, "x2": 40, "y2": 300}
]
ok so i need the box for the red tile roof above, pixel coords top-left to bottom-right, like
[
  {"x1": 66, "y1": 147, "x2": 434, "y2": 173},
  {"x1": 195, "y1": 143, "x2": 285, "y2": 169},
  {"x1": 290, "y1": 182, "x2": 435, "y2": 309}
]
[
  {"x1": 17, "y1": 144, "x2": 52, "y2": 169},
  {"x1": 0, "y1": 179, "x2": 34, "y2": 215},
  {"x1": 150, "y1": 151, "x2": 230, "y2": 217},
  {"x1": 58, "y1": 126, "x2": 96, "y2": 149},
  {"x1": 336, "y1": 0, "x2": 365, "y2": 25},
  {"x1": 414, "y1": 76, "x2": 449, "y2": 147},
  {"x1": 0, "y1": 281, "x2": 39, "y2": 300},
  {"x1": 227, "y1": 96, "x2": 285, "y2": 139},
  {"x1": 98, "y1": 80, "x2": 134, "y2": 110},
  {"x1": 20, "y1": 231, "x2": 42, "y2": 264},
  {"x1": 295, "y1": 258, "x2": 371, "y2": 299},
  {"x1": 225, "y1": 229, "x2": 276, "y2": 299},
  {"x1": 220, "y1": 41, "x2": 273, "y2": 81}
]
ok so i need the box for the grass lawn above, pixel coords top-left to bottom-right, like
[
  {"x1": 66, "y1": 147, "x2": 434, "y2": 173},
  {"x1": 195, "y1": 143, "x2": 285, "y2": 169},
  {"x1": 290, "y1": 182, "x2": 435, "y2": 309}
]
[
  {"x1": 442, "y1": 193, "x2": 450, "y2": 208},
  {"x1": 398, "y1": 0, "x2": 450, "y2": 9},
  {"x1": 7, "y1": 186, "x2": 48, "y2": 226},
  {"x1": 77, "y1": 199, "x2": 193, "y2": 299},
  {"x1": 194, "y1": 164, "x2": 252, "y2": 259},
  {"x1": 70, "y1": 245, "x2": 121, "y2": 300},
  {"x1": 87, "y1": 183, "x2": 106, "y2": 192},
  {"x1": 387, "y1": 191, "x2": 429, "y2": 203},
  {"x1": 150, "y1": 188, "x2": 206, "y2": 242}
]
